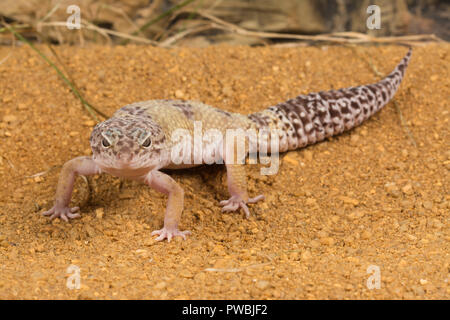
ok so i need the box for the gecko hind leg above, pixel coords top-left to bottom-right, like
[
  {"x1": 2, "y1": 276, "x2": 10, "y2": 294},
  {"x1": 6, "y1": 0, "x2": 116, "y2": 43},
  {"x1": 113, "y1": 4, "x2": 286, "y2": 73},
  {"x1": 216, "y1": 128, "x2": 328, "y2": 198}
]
[{"x1": 220, "y1": 163, "x2": 264, "y2": 218}]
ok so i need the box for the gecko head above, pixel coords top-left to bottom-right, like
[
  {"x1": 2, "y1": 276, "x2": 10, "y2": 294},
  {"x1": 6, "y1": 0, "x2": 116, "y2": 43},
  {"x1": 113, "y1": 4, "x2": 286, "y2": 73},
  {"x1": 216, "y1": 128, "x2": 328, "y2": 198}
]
[{"x1": 89, "y1": 116, "x2": 166, "y2": 172}]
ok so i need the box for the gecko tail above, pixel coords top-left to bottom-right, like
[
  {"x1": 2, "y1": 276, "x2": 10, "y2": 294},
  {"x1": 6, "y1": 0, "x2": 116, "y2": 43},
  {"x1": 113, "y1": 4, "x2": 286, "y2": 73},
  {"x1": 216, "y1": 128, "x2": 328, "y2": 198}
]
[{"x1": 248, "y1": 48, "x2": 412, "y2": 153}]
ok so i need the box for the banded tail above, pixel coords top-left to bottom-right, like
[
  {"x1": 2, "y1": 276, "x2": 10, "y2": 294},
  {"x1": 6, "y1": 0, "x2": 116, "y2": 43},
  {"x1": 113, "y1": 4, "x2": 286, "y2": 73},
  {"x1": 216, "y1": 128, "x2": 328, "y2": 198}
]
[{"x1": 248, "y1": 48, "x2": 412, "y2": 152}]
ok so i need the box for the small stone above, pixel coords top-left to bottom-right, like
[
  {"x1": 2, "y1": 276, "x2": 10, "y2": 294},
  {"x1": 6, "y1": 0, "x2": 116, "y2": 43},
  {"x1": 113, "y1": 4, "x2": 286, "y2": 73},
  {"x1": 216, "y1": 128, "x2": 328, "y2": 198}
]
[
  {"x1": 194, "y1": 272, "x2": 206, "y2": 282},
  {"x1": 301, "y1": 250, "x2": 312, "y2": 260},
  {"x1": 305, "y1": 198, "x2": 317, "y2": 206},
  {"x1": 69, "y1": 131, "x2": 79, "y2": 137},
  {"x1": 338, "y1": 196, "x2": 359, "y2": 206},
  {"x1": 350, "y1": 134, "x2": 360, "y2": 144},
  {"x1": 154, "y1": 281, "x2": 166, "y2": 289},
  {"x1": 2, "y1": 115, "x2": 17, "y2": 123},
  {"x1": 18, "y1": 103, "x2": 27, "y2": 110},
  {"x1": 303, "y1": 150, "x2": 313, "y2": 161},
  {"x1": 221, "y1": 86, "x2": 233, "y2": 97},
  {"x1": 34, "y1": 176, "x2": 43, "y2": 183},
  {"x1": 85, "y1": 225, "x2": 96, "y2": 237},
  {"x1": 83, "y1": 120, "x2": 96, "y2": 127},
  {"x1": 317, "y1": 230, "x2": 328, "y2": 238},
  {"x1": 179, "y1": 270, "x2": 194, "y2": 278},
  {"x1": 118, "y1": 190, "x2": 134, "y2": 199},
  {"x1": 95, "y1": 208, "x2": 104, "y2": 219},
  {"x1": 272, "y1": 66, "x2": 280, "y2": 72},
  {"x1": 423, "y1": 201, "x2": 433, "y2": 210},
  {"x1": 319, "y1": 237, "x2": 334, "y2": 246},
  {"x1": 348, "y1": 209, "x2": 364, "y2": 220},
  {"x1": 420, "y1": 279, "x2": 428, "y2": 285},
  {"x1": 385, "y1": 182, "x2": 400, "y2": 197},
  {"x1": 401, "y1": 149, "x2": 408, "y2": 157},
  {"x1": 361, "y1": 230, "x2": 371, "y2": 240},
  {"x1": 430, "y1": 75, "x2": 438, "y2": 81},
  {"x1": 310, "y1": 240, "x2": 321, "y2": 248},
  {"x1": 256, "y1": 280, "x2": 270, "y2": 290},
  {"x1": 402, "y1": 184, "x2": 414, "y2": 195},
  {"x1": 283, "y1": 155, "x2": 299, "y2": 166},
  {"x1": 175, "y1": 90, "x2": 184, "y2": 98}
]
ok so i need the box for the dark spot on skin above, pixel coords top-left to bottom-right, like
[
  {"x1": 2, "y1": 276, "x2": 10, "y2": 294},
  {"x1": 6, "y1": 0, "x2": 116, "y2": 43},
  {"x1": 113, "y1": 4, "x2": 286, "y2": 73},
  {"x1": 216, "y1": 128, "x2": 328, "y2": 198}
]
[
  {"x1": 351, "y1": 101, "x2": 360, "y2": 110},
  {"x1": 215, "y1": 109, "x2": 232, "y2": 117},
  {"x1": 248, "y1": 114, "x2": 266, "y2": 128},
  {"x1": 173, "y1": 103, "x2": 194, "y2": 119},
  {"x1": 329, "y1": 106, "x2": 340, "y2": 119},
  {"x1": 91, "y1": 146, "x2": 100, "y2": 154},
  {"x1": 343, "y1": 91, "x2": 354, "y2": 99},
  {"x1": 341, "y1": 105, "x2": 351, "y2": 114}
]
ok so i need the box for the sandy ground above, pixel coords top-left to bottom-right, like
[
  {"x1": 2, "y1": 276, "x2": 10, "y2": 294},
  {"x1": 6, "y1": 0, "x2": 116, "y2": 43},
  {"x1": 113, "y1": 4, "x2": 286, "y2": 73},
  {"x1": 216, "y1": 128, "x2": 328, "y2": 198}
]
[{"x1": 0, "y1": 43, "x2": 448, "y2": 299}]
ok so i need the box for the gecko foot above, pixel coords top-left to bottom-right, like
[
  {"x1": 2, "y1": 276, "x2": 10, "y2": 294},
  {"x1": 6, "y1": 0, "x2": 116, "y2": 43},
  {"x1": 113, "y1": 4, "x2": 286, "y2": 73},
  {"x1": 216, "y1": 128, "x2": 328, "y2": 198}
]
[
  {"x1": 151, "y1": 227, "x2": 191, "y2": 242},
  {"x1": 220, "y1": 194, "x2": 264, "y2": 218},
  {"x1": 42, "y1": 205, "x2": 81, "y2": 222}
]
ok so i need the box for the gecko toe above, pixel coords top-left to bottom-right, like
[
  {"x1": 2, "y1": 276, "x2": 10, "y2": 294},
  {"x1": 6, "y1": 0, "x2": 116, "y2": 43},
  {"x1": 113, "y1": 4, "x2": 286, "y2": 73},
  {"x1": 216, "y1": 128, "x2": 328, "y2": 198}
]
[
  {"x1": 248, "y1": 194, "x2": 265, "y2": 203},
  {"x1": 42, "y1": 206, "x2": 81, "y2": 222},
  {"x1": 152, "y1": 227, "x2": 190, "y2": 242},
  {"x1": 219, "y1": 194, "x2": 264, "y2": 217}
]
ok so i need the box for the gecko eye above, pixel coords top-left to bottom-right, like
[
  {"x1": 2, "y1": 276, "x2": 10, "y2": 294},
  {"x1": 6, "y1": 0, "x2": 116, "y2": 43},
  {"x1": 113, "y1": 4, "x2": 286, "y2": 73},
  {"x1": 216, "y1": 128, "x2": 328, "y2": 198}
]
[
  {"x1": 141, "y1": 137, "x2": 152, "y2": 148},
  {"x1": 102, "y1": 138, "x2": 111, "y2": 148}
]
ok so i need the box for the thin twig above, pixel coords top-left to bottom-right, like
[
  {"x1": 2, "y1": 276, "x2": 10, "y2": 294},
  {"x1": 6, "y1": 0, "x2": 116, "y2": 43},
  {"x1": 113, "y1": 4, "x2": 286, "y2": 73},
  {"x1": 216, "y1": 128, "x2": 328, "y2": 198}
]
[
  {"x1": 38, "y1": 0, "x2": 63, "y2": 23},
  {"x1": 121, "y1": 0, "x2": 197, "y2": 45},
  {"x1": 99, "y1": 3, "x2": 144, "y2": 36},
  {"x1": 39, "y1": 21, "x2": 158, "y2": 45},
  {"x1": 159, "y1": 23, "x2": 213, "y2": 47},
  {"x1": 189, "y1": 10, "x2": 443, "y2": 45}
]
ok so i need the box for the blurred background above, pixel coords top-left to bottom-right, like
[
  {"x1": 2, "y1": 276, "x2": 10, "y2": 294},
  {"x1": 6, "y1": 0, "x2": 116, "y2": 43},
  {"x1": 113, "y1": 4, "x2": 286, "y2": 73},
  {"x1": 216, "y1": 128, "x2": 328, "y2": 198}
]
[{"x1": 0, "y1": 0, "x2": 448, "y2": 46}]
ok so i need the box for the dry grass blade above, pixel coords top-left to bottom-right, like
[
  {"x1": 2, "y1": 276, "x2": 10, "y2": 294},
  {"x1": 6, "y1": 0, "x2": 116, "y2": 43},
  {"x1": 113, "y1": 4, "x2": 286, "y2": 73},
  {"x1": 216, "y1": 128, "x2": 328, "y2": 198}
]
[
  {"x1": 39, "y1": 21, "x2": 158, "y2": 45},
  {"x1": 5, "y1": 23, "x2": 104, "y2": 121},
  {"x1": 122, "y1": 0, "x2": 197, "y2": 45},
  {"x1": 99, "y1": 3, "x2": 143, "y2": 36},
  {"x1": 159, "y1": 23, "x2": 214, "y2": 47}
]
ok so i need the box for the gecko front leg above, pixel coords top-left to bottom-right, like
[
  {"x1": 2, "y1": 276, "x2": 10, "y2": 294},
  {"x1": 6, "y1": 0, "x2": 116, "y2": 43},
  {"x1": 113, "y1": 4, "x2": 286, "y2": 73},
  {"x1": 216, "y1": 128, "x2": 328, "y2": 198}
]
[
  {"x1": 43, "y1": 156, "x2": 101, "y2": 222},
  {"x1": 145, "y1": 170, "x2": 190, "y2": 242},
  {"x1": 220, "y1": 163, "x2": 264, "y2": 218}
]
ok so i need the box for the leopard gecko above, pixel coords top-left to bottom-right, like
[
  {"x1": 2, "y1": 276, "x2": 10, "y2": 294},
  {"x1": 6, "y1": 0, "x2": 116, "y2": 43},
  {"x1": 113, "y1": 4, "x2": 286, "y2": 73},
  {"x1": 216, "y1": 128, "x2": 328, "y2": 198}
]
[{"x1": 43, "y1": 48, "x2": 412, "y2": 241}]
